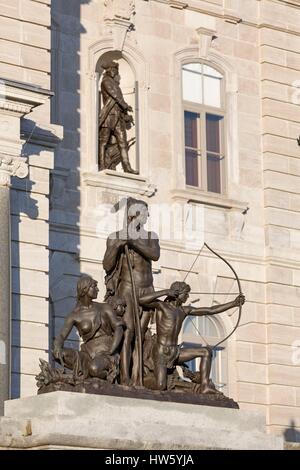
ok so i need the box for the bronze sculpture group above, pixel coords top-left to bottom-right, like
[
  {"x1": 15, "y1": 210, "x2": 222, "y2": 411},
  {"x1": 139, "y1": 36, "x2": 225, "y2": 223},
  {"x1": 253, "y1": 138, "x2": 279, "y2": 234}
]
[
  {"x1": 37, "y1": 198, "x2": 245, "y2": 405},
  {"x1": 36, "y1": 62, "x2": 245, "y2": 407}
]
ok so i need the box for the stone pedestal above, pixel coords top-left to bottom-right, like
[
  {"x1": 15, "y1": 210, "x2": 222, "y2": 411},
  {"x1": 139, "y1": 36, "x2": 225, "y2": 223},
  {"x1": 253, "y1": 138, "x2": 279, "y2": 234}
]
[{"x1": 0, "y1": 391, "x2": 283, "y2": 450}]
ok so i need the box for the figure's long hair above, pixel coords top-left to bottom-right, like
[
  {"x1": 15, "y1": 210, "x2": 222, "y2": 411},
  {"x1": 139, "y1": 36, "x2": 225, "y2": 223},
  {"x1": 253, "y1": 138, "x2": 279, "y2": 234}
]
[{"x1": 76, "y1": 275, "x2": 95, "y2": 304}]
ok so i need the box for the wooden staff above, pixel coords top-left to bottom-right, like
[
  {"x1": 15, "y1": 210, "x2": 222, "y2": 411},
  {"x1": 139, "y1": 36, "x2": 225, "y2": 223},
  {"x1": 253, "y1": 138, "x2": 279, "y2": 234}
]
[{"x1": 125, "y1": 244, "x2": 143, "y2": 386}]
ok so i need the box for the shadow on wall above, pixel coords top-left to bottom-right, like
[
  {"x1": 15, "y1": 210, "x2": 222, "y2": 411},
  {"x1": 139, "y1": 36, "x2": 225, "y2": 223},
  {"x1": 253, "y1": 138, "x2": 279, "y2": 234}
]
[
  {"x1": 284, "y1": 420, "x2": 300, "y2": 443},
  {"x1": 11, "y1": 174, "x2": 38, "y2": 398},
  {"x1": 11, "y1": 118, "x2": 62, "y2": 398},
  {"x1": 49, "y1": 1, "x2": 92, "y2": 359}
]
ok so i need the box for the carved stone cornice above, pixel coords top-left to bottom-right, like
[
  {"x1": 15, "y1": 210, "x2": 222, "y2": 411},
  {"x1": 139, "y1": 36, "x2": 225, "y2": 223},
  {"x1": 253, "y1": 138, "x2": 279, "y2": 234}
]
[
  {"x1": 168, "y1": 0, "x2": 188, "y2": 9},
  {"x1": 104, "y1": 0, "x2": 135, "y2": 21},
  {"x1": 0, "y1": 78, "x2": 52, "y2": 118},
  {"x1": 0, "y1": 101, "x2": 31, "y2": 116},
  {"x1": 196, "y1": 27, "x2": 217, "y2": 58},
  {"x1": 82, "y1": 169, "x2": 157, "y2": 197},
  {"x1": 103, "y1": 0, "x2": 136, "y2": 50},
  {"x1": 0, "y1": 154, "x2": 28, "y2": 187},
  {"x1": 223, "y1": 10, "x2": 242, "y2": 24}
]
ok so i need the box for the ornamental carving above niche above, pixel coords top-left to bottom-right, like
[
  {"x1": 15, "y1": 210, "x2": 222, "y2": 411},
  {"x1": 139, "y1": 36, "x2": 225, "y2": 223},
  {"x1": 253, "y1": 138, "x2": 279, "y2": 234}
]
[
  {"x1": 104, "y1": 0, "x2": 135, "y2": 21},
  {"x1": 0, "y1": 155, "x2": 28, "y2": 186}
]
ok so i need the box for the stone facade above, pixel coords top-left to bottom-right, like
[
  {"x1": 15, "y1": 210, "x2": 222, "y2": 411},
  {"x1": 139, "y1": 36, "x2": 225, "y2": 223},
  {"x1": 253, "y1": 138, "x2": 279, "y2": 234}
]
[
  {"x1": 0, "y1": 0, "x2": 63, "y2": 401},
  {"x1": 0, "y1": 0, "x2": 300, "y2": 444}
]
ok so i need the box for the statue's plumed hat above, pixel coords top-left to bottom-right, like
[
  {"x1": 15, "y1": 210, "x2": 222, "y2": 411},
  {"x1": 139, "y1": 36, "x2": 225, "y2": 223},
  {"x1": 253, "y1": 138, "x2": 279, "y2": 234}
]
[{"x1": 102, "y1": 60, "x2": 119, "y2": 71}]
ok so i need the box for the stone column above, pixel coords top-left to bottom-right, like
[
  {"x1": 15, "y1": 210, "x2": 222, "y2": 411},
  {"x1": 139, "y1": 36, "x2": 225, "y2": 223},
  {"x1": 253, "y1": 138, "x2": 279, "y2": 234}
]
[
  {"x1": 0, "y1": 156, "x2": 28, "y2": 415},
  {"x1": 0, "y1": 78, "x2": 53, "y2": 413}
]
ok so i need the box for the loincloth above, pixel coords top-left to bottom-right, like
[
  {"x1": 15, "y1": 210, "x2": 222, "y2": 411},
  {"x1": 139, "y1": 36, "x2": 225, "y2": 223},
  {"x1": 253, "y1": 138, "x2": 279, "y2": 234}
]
[{"x1": 153, "y1": 342, "x2": 180, "y2": 369}]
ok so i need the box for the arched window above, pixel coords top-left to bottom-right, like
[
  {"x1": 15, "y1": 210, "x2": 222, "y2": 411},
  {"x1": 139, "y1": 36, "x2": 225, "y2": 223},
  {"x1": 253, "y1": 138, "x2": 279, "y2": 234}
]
[
  {"x1": 182, "y1": 63, "x2": 225, "y2": 193},
  {"x1": 181, "y1": 315, "x2": 228, "y2": 393}
]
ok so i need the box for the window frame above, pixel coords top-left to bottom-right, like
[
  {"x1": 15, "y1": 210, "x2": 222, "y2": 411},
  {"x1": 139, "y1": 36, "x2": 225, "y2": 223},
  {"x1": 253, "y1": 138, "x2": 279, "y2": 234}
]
[
  {"x1": 182, "y1": 61, "x2": 227, "y2": 195},
  {"x1": 180, "y1": 315, "x2": 228, "y2": 393}
]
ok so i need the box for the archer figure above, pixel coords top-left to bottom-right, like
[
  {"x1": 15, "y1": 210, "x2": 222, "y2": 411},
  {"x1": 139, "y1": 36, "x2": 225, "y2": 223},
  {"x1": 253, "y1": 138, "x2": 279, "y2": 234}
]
[{"x1": 139, "y1": 281, "x2": 245, "y2": 394}]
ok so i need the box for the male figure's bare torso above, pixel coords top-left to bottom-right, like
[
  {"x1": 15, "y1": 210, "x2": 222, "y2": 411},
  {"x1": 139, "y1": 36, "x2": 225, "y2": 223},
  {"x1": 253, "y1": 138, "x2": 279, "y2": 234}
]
[{"x1": 156, "y1": 302, "x2": 187, "y2": 346}]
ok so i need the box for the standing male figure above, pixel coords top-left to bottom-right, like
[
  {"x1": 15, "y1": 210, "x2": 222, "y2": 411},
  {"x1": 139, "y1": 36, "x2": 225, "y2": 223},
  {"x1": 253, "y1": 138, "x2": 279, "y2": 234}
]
[
  {"x1": 103, "y1": 198, "x2": 160, "y2": 385},
  {"x1": 99, "y1": 60, "x2": 138, "y2": 174},
  {"x1": 139, "y1": 281, "x2": 245, "y2": 393}
]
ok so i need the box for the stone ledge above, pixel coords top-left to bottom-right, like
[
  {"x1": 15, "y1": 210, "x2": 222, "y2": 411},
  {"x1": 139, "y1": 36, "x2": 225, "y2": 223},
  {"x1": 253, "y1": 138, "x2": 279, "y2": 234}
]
[
  {"x1": 0, "y1": 392, "x2": 284, "y2": 450},
  {"x1": 82, "y1": 169, "x2": 157, "y2": 197},
  {"x1": 0, "y1": 78, "x2": 52, "y2": 117},
  {"x1": 171, "y1": 188, "x2": 249, "y2": 211}
]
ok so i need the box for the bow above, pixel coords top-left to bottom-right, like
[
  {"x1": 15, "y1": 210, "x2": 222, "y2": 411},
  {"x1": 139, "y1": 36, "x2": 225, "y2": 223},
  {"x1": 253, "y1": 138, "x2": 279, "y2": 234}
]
[
  {"x1": 204, "y1": 243, "x2": 243, "y2": 349},
  {"x1": 184, "y1": 242, "x2": 243, "y2": 350}
]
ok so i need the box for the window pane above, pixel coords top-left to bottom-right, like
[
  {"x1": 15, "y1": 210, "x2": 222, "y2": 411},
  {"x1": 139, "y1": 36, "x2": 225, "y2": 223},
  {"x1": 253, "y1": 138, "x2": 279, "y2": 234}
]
[
  {"x1": 186, "y1": 150, "x2": 199, "y2": 187},
  {"x1": 182, "y1": 69, "x2": 202, "y2": 104},
  {"x1": 207, "y1": 153, "x2": 221, "y2": 193},
  {"x1": 204, "y1": 317, "x2": 219, "y2": 337},
  {"x1": 183, "y1": 63, "x2": 202, "y2": 73},
  {"x1": 184, "y1": 111, "x2": 199, "y2": 148},
  {"x1": 206, "y1": 114, "x2": 222, "y2": 153},
  {"x1": 203, "y1": 65, "x2": 223, "y2": 78},
  {"x1": 183, "y1": 316, "x2": 197, "y2": 335},
  {"x1": 203, "y1": 76, "x2": 221, "y2": 108}
]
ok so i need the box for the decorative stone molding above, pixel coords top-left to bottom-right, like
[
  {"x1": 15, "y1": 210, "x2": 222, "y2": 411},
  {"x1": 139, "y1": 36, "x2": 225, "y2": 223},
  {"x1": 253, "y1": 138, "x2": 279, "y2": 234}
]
[
  {"x1": 171, "y1": 188, "x2": 248, "y2": 212},
  {"x1": 82, "y1": 169, "x2": 156, "y2": 197},
  {"x1": 0, "y1": 155, "x2": 28, "y2": 187},
  {"x1": 277, "y1": 0, "x2": 300, "y2": 8},
  {"x1": 104, "y1": 0, "x2": 135, "y2": 21},
  {"x1": 104, "y1": 0, "x2": 135, "y2": 51},
  {"x1": 223, "y1": 0, "x2": 242, "y2": 23},
  {"x1": 0, "y1": 79, "x2": 55, "y2": 184},
  {"x1": 223, "y1": 10, "x2": 242, "y2": 24},
  {"x1": 168, "y1": 0, "x2": 188, "y2": 9},
  {"x1": 0, "y1": 78, "x2": 52, "y2": 118},
  {"x1": 196, "y1": 27, "x2": 217, "y2": 59}
]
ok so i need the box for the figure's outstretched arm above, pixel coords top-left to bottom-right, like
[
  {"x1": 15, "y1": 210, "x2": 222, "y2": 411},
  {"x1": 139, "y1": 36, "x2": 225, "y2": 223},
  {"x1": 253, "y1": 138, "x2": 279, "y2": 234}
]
[
  {"x1": 53, "y1": 314, "x2": 75, "y2": 358},
  {"x1": 186, "y1": 294, "x2": 245, "y2": 317},
  {"x1": 139, "y1": 289, "x2": 170, "y2": 309},
  {"x1": 139, "y1": 289, "x2": 173, "y2": 308}
]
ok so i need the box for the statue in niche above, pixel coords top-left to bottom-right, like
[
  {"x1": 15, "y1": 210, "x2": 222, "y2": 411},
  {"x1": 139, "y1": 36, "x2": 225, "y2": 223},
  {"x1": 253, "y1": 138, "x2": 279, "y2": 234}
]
[{"x1": 98, "y1": 60, "x2": 138, "y2": 174}]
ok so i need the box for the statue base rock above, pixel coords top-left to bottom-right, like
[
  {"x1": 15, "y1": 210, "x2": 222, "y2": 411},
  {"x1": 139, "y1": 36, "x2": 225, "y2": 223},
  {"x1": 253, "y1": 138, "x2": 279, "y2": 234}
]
[{"x1": 37, "y1": 378, "x2": 239, "y2": 409}]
